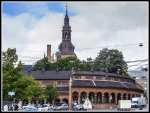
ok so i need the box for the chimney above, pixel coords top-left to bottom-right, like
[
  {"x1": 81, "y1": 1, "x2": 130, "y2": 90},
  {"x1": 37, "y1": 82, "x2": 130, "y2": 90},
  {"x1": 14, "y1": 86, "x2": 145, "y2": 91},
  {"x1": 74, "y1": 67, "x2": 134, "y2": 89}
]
[{"x1": 47, "y1": 45, "x2": 51, "y2": 62}]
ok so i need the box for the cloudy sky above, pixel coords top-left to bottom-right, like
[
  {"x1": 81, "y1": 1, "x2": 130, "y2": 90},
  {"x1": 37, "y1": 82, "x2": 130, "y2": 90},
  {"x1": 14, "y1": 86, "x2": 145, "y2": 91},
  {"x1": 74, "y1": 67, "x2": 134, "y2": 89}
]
[{"x1": 2, "y1": 2, "x2": 148, "y2": 70}]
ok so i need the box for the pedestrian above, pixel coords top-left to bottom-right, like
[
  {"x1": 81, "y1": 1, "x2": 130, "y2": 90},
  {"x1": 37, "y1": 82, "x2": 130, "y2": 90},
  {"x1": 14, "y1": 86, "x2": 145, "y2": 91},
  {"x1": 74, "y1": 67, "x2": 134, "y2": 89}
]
[
  {"x1": 27, "y1": 102, "x2": 31, "y2": 107},
  {"x1": 14, "y1": 104, "x2": 18, "y2": 111},
  {"x1": 4, "y1": 103, "x2": 8, "y2": 111},
  {"x1": 18, "y1": 101, "x2": 22, "y2": 111},
  {"x1": 74, "y1": 101, "x2": 77, "y2": 107},
  {"x1": 93, "y1": 103, "x2": 94, "y2": 109}
]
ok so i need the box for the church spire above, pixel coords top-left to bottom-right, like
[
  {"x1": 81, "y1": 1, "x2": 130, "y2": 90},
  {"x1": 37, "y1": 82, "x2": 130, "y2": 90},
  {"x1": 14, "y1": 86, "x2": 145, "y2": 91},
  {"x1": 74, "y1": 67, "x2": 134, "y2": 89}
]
[{"x1": 65, "y1": 3, "x2": 68, "y2": 17}]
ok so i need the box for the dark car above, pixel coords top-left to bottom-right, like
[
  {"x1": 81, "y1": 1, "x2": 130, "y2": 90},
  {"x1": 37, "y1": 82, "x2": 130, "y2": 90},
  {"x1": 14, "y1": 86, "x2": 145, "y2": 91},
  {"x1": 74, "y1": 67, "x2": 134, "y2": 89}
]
[
  {"x1": 73, "y1": 104, "x2": 84, "y2": 111},
  {"x1": 53, "y1": 103, "x2": 68, "y2": 111}
]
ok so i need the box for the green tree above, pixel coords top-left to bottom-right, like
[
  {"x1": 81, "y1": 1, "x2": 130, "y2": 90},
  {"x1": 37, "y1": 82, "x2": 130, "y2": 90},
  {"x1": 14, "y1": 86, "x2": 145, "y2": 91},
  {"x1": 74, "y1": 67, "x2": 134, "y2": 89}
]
[
  {"x1": 2, "y1": 48, "x2": 45, "y2": 101},
  {"x1": 55, "y1": 56, "x2": 80, "y2": 71},
  {"x1": 77, "y1": 60, "x2": 90, "y2": 71},
  {"x1": 124, "y1": 71, "x2": 132, "y2": 78},
  {"x1": 94, "y1": 48, "x2": 128, "y2": 74},
  {"x1": 45, "y1": 84, "x2": 59, "y2": 103},
  {"x1": 2, "y1": 48, "x2": 23, "y2": 100},
  {"x1": 31, "y1": 57, "x2": 51, "y2": 71},
  {"x1": 2, "y1": 48, "x2": 18, "y2": 70},
  {"x1": 31, "y1": 55, "x2": 92, "y2": 71},
  {"x1": 14, "y1": 76, "x2": 45, "y2": 101}
]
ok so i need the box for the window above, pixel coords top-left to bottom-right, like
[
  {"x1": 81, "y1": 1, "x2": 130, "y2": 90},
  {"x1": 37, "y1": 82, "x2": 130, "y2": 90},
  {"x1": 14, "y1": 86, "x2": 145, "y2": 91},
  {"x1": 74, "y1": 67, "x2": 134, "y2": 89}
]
[
  {"x1": 42, "y1": 80, "x2": 53, "y2": 84},
  {"x1": 74, "y1": 76, "x2": 81, "y2": 79},
  {"x1": 57, "y1": 81, "x2": 62, "y2": 84},
  {"x1": 114, "y1": 78, "x2": 119, "y2": 81},
  {"x1": 105, "y1": 77, "x2": 111, "y2": 80},
  {"x1": 120, "y1": 78, "x2": 125, "y2": 82},
  {"x1": 85, "y1": 76, "x2": 93, "y2": 79},
  {"x1": 96, "y1": 77, "x2": 102, "y2": 80}
]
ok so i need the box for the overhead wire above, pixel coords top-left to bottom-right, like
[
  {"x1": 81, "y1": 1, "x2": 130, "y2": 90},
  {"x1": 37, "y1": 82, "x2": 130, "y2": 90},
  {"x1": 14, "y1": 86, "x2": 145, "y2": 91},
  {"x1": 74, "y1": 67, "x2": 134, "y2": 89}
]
[
  {"x1": 5, "y1": 42, "x2": 147, "y2": 65},
  {"x1": 14, "y1": 42, "x2": 148, "y2": 52}
]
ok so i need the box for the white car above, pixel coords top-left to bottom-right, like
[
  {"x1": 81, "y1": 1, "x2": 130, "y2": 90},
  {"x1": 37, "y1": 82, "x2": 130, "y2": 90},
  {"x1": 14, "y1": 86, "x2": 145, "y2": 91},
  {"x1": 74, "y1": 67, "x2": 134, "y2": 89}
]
[
  {"x1": 37, "y1": 106, "x2": 44, "y2": 111},
  {"x1": 41, "y1": 104, "x2": 50, "y2": 111},
  {"x1": 22, "y1": 105, "x2": 28, "y2": 110}
]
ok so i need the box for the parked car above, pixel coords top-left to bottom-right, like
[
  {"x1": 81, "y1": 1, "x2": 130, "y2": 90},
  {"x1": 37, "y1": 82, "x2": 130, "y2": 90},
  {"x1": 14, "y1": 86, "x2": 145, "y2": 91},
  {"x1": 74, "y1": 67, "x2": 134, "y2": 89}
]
[
  {"x1": 73, "y1": 104, "x2": 84, "y2": 111},
  {"x1": 53, "y1": 103, "x2": 68, "y2": 111},
  {"x1": 22, "y1": 105, "x2": 28, "y2": 110},
  {"x1": 37, "y1": 105, "x2": 44, "y2": 111},
  {"x1": 41, "y1": 104, "x2": 51, "y2": 111},
  {"x1": 23, "y1": 106, "x2": 38, "y2": 111}
]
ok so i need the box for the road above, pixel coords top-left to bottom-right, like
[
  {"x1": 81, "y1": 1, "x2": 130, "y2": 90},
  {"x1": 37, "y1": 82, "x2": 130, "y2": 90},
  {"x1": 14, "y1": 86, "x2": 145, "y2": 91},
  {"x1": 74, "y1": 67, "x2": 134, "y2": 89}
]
[{"x1": 50, "y1": 106, "x2": 148, "y2": 112}]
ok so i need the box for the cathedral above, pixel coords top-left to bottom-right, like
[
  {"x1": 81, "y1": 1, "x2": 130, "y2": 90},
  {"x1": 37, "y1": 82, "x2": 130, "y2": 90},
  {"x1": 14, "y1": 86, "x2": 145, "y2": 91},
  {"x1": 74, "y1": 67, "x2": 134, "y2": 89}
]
[{"x1": 46, "y1": 6, "x2": 76, "y2": 63}]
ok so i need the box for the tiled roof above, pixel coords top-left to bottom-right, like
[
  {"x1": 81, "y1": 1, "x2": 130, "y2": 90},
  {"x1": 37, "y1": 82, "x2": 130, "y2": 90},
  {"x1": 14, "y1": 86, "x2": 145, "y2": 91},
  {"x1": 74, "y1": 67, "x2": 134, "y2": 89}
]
[
  {"x1": 72, "y1": 80, "x2": 95, "y2": 87},
  {"x1": 73, "y1": 71, "x2": 134, "y2": 80},
  {"x1": 23, "y1": 71, "x2": 135, "y2": 81},
  {"x1": 24, "y1": 71, "x2": 71, "y2": 80},
  {"x1": 56, "y1": 87, "x2": 69, "y2": 91},
  {"x1": 94, "y1": 81, "x2": 126, "y2": 89},
  {"x1": 56, "y1": 87, "x2": 69, "y2": 94},
  {"x1": 123, "y1": 83, "x2": 142, "y2": 90},
  {"x1": 72, "y1": 80, "x2": 143, "y2": 92}
]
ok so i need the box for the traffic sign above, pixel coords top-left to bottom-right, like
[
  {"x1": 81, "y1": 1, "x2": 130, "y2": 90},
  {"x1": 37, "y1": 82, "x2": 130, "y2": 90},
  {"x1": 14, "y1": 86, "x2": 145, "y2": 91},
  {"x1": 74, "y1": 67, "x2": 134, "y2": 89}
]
[{"x1": 8, "y1": 92, "x2": 15, "y2": 96}]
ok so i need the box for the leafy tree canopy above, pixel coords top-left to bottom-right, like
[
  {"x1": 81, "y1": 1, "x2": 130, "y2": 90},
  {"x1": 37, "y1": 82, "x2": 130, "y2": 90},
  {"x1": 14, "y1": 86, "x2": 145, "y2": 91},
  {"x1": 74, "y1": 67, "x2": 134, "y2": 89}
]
[
  {"x1": 45, "y1": 84, "x2": 59, "y2": 103},
  {"x1": 31, "y1": 56, "x2": 91, "y2": 71},
  {"x1": 2, "y1": 48, "x2": 44, "y2": 101},
  {"x1": 31, "y1": 48, "x2": 129, "y2": 77},
  {"x1": 94, "y1": 48, "x2": 128, "y2": 74},
  {"x1": 31, "y1": 57, "x2": 51, "y2": 71}
]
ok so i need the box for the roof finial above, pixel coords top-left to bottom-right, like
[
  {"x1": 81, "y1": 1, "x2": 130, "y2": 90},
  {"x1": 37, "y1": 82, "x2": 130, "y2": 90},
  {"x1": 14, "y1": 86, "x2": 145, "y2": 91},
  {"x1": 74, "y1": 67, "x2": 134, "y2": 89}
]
[{"x1": 66, "y1": 3, "x2": 68, "y2": 16}]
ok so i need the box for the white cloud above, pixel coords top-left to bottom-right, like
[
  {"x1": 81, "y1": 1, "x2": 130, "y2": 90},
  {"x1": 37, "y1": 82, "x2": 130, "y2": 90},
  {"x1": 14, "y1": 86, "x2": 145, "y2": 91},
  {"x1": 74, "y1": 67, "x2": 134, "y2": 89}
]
[{"x1": 2, "y1": 2, "x2": 148, "y2": 70}]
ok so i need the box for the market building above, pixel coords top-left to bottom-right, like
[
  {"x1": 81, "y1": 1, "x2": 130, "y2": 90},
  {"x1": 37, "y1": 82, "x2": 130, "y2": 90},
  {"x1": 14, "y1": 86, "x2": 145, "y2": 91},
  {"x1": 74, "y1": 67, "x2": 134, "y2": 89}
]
[{"x1": 23, "y1": 5, "x2": 144, "y2": 109}]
